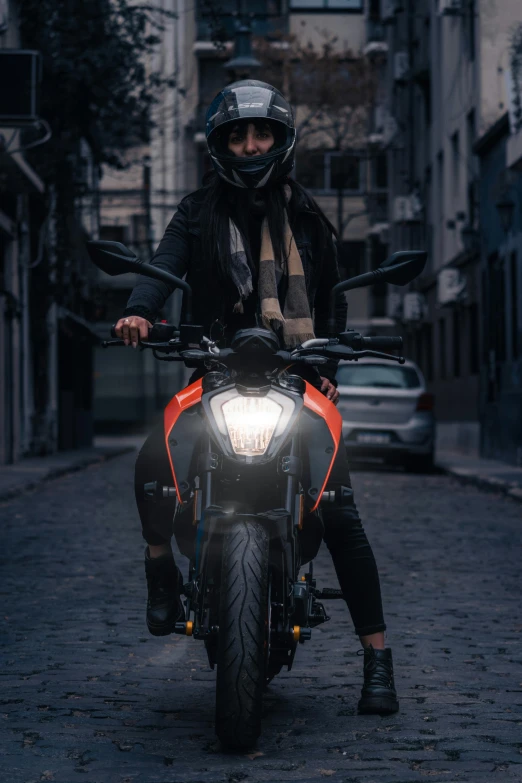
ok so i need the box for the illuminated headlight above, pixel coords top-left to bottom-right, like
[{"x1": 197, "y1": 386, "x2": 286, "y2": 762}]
[
  {"x1": 222, "y1": 396, "x2": 282, "y2": 456},
  {"x1": 209, "y1": 389, "x2": 296, "y2": 459}
]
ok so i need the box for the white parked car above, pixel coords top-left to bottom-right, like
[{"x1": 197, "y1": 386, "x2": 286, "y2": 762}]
[{"x1": 336, "y1": 357, "x2": 435, "y2": 471}]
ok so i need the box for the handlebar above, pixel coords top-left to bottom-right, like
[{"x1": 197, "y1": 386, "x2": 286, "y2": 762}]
[
  {"x1": 103, "y1": 324, "x2": 405, "y2": 366},
  {"x1": 111, "y1": 322, "x2": 180, "y2": 341},
  {"x1": 338, "y1": 332, "x2": 403, "y2": 351}
]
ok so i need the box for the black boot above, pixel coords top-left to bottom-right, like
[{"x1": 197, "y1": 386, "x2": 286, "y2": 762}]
[
  {"x1": 144, "y1": 548, "x2": 184, "y2": 636},
  {"x1": 357, "y1": 645, "x2": 399, "y2": 715}
]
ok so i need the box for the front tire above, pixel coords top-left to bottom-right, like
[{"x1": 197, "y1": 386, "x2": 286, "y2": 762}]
[{"x1": 215, "y1": 519, "x2": 269, "y2": 749}]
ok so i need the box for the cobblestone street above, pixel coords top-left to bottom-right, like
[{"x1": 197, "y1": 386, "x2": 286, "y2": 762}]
[{"x1": 1, "y1": 452, "x2": 521, "y2": 783}]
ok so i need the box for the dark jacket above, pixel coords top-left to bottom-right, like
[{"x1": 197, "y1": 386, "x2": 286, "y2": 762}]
[{"x1": 124, "y1": 186, "x2": 347, "y2": 380}]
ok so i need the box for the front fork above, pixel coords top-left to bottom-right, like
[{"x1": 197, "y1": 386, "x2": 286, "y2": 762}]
[{"x1": 174, "y1": 435, "x2": 335, "y2": 666}]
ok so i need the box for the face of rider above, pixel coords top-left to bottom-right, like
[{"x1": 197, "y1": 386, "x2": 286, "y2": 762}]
[{"x1": 227, "y1": 121, "x2": 275, "y2": 157}]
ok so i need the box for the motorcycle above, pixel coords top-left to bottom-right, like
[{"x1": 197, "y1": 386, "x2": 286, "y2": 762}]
[{"x1": 87, "y1": 240, "x2": 426, "y2": 749}]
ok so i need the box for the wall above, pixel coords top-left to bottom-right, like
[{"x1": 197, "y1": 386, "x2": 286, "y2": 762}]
[
  {"x1": 477, "y1": 120, "x2": 522, "y2": 464},
  {"x1": 289, "y1": 12, "x2": 366, "y2": 53}
]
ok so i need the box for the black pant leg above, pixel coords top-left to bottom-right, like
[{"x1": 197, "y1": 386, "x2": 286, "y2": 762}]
[
  {"x1": 321, "y1": 442, "x2": 386, "y2": 637},
  {"x1": 135, "y1": 422, "x2": 177, "y2": 546}
]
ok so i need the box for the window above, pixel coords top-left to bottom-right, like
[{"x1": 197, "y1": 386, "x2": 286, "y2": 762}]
[
  {"x1": 488, "y1": 253, "x2": 506, "y2": 363},
  {"x1": 511, "y1": 251, "x2": 519, "y2": 360},
  {"x1": 196, "y1": 1, "x2": 285, "y2": 39},
  {"x1": 469, "y1": 302, "x2": 479, "y2": 374},
  {"x1": 198, "y1": 58, "x2": 227, "y2": 107},
  {"x1": 452, "y1": 310, "x2": 460, "y2": 377},
  {"x1": 100, "y1": 225, "x2": 126, "y2": 243},
  {"x1": 131, "y1": 214, "x2": 149, "y2": 249},
  {"x1": 439, "y1": 318, "x2": 446, "y2": 380},
  {"x1": 437, "y1": 151, "x2": 444, "y2": 260},
  {"x1": 368, "y1": 0, "x2": 380, "y2": 20},
  {"x1": 289, "y1": 0, "x2": 363, "y2": 9},
  {"x1": 423, "y1": 323, "x2": 433, "y2": 382},
  {"x1": 369, "y1": 235, "x2": 388, "y2": 317},
  {"x1": 415, "y1": 328, "x2": 423, "y2": 370},
  {"x1": 338, "y1": 240, "x2": 366, "y2": 278},
  {"x1": 336, "y1": 364, "x2": 421, "y2": 389},
  {"x1": 451, "y1": 131, "x2": 459, "y2": 194},
  {"x1": 331, "y1": 154, "x2": 360, "y2": 190},
  {"x1": 466, "y1": 110, "x2": 477, "y2": 226},
  {"x1": 296, "y1": 150, "x2": 362, "y2": 192},
  {"x1": 466, "y1": 0, "x2": 475, "y2": 61},
  {"x1": 296, "y1": 152, "x2": 324, "y2": 189},
  {"x1": 372, "y1": 153, "x2": 388, "y2": 190}
]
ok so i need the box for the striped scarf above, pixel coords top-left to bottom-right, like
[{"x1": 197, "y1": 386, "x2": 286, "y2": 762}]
[{"x1": 228, "y1": 192, "x2": 315, "y2": 348}]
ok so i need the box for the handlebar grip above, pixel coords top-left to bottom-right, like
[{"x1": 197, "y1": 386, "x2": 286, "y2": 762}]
[{"x1": 362, "y1": 336, "x2": 403, "y2": 349}]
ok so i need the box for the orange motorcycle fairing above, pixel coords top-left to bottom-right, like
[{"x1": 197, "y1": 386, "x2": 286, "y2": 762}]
[
  {"x1": 164, "y1": 379, "x2": 203, "y2": 503},
  {"x1": 302, "y1": 381, "x2": 342, "y2": 512}
]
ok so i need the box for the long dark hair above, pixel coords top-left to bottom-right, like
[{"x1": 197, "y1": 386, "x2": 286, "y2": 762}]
[{"x1": 199, "y1": 171, "x2": 338, "y2": 281}]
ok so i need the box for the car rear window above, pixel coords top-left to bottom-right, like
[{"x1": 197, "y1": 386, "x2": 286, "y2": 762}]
[{"x1": 336, "y1": 363, "x2": 421, "y2": 389}]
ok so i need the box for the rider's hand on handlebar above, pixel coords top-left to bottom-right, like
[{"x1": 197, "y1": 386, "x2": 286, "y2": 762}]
[
  {"x1": 115, "y1": 316, "x2": 152, "y2": 348},
  {"x1": 320, "y1": 377, "x2": 339, "y2": 405}
]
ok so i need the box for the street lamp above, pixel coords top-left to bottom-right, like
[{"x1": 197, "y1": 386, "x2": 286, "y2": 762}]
[
  {"x1": 495, "y1": 194, "x2": 515, "y2": 234},
  {"x1": 224, "y1": 22, "x2": 261, "y2": 79}
]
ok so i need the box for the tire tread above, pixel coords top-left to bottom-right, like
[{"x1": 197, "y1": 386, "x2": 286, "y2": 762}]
[{"x1": 215, "y1": 520, "x2": 269, "y2": 748}]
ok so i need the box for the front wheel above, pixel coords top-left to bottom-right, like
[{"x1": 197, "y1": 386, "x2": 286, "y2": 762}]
[{"x1": 215, "y1": 519, "x2": 269, "y2": 749}]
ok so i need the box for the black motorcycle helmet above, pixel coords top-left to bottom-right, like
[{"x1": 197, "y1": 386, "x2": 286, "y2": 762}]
[{"x1": 206, "y1": 80, "x2": 296, "y2": 189}]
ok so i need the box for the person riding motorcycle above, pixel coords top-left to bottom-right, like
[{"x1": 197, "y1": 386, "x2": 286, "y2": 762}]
[{"x1": 115, "y1": 81, "x2": 399, "y2": 716}]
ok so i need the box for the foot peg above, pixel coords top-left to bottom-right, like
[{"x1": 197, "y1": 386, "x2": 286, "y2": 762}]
[
  {"x1": 174, "y1": 621, "x2": 193, "y2": 636},
  {"x1": 144, "y1": 481, "x2": 177, "y2": 499}
]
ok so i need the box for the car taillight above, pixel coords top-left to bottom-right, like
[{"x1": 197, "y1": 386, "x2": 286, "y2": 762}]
[{"x1": 416, "y1": 392, "x2": 434, "y2": 411}]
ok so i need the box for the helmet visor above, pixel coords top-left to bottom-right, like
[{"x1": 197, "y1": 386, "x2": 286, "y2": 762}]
[{"x1": 206, "y1": 84, "x2": 294, "y2": 139}]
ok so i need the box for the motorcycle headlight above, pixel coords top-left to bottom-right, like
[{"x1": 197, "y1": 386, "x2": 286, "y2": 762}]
[
  {"x1": 209, "y1": 388, "x2": 296, "y2": 459},
  {"x1": 222, "y1": 396, "x2": 282, "y2": 456}
]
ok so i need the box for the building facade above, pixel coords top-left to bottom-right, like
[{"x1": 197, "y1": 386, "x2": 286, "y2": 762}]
[
  {"x1": 375, "y1": 0, "x2": 522, "y2": 461},
  {"x1": 475, "y1": 113, "x2": 522, "y2": 465},
  {"x1": 1, "y1": 0, "x2": 101, "y2": 464},
  {"x1": 0, "y1": 2, "x2": 45, "y2": 464}
]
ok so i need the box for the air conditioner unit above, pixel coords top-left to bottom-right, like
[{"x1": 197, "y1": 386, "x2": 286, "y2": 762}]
[
  {"x1": 402, "y1": 292, "x2": 425, "y2": 322},
  {"x1": 437, "y1": 268, "x2": 467, "y2": 305},
  {"x1": 0, "y1": 50, "x2": 41, "y2": 126},
  {"x1": 438, "y1": 0, "x2": 464, "y2": 16},
  {"x1": 394, "y1": 51, "x2": 409, "y2": 82}
]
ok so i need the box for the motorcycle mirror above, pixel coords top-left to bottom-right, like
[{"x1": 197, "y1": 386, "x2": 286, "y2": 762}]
[
  {"x1": 86, "y1": 240, "x2": 142, "y2": 276},
  {"x1": 86, "y1": 240, "x2": 194, "y2": 324},
  {"x1": 327, "y1": 250, "x2": 427, "y2": 335},
  {"x1": 376, "y1": 251, "x2": 427, "y2": 285}
]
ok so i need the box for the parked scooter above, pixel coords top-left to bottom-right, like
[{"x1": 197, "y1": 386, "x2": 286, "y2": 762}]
[{"x1": 87, "y1": 241, "x2": 426, "y2": 749}]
